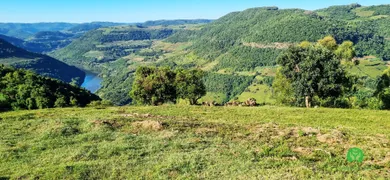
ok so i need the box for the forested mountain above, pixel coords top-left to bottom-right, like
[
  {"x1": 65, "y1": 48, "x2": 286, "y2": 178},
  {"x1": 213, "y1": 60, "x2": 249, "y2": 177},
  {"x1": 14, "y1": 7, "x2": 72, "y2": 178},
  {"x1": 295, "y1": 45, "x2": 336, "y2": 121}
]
[
  {"x1": 0, "y1": 22, "x2": 131, "y2": 53},
  {"x1": 67, "y1": 22, "x2": 130, "y2": 34},
  {"x1": 1, "y1": 32, "x2": 75, "y2": 53},
  {"x1": 50, "y1": 25, "x2": 180, "y2": 72},
  {"x1": 142, "y1": 19, "x2": 213, "y2": 26},
  {"x1": 0, "y1": 38, "x2": 85, "y2": 85},
  {"x1": 0, "y1": 65, "x2": 100, "y2": 111},
  {"x1": 0, "y1": 22, "x2": 76, "y2": 39},
  {"x1": 48, "y1": 4, "x2": 390, "y2": 105}
]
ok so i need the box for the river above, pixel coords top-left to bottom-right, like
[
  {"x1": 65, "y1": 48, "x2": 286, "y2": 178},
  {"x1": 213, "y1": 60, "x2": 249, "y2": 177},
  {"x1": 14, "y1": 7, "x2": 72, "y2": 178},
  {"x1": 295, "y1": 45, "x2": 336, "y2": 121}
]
[{"x1": 81, "y1": 72, "x2": 102, "y2": 93}]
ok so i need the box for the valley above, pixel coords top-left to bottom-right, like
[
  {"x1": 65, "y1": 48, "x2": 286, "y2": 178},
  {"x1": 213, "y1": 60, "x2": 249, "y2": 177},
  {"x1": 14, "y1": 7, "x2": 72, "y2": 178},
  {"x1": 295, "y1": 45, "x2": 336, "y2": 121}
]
[{"x1": 2, "y1": 2, "x2": 390, "y2": 179}]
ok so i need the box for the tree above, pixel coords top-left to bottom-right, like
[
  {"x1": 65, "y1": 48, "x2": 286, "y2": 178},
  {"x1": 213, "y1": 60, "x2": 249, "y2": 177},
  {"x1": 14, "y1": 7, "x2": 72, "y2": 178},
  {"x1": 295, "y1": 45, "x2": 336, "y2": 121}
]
[
  {"x1": 273, "y1": 68, "x2": 295, "y2": 105},
  {"x1": 130, "y1": 67, "x2": 207, "y2": 106},
  {"x1": 299, "y1": 41, "x2": 311, "y2": 48},
  {"x1": 175, "y1": 69, "x2": 206, "y2": 105},
  {"x1": 335, "y1": 41, "x2": 356, "y2": 62},
  {"x1": 277, "y1": 45, "x2": 346, "y2": 108},
  {"x1": 130, "y1": 67, "x2": 177, "y2": 105},
  {"x1": 54, "y1": 96, "x2": 67, "y2": 108},
  {"x1": 317, "y1": 36, "x2": 338, "y2": 51},
  {"x1": 377, "y1": 67, "x2": 390, "y2": 109}
]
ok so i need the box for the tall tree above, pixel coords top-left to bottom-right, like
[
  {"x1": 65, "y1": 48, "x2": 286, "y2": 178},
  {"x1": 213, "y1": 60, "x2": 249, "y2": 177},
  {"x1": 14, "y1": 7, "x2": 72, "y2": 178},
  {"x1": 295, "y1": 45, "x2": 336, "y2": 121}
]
[
  {"x1": 175, "y1": 69, "x2": 206, "y2": 105},
  {"x1": 377, "y1": 67, "x2": 390, "y2": 109},
  {"x1": 130, "y1": 67, "x2": 177, "y2": 105},
  {"x1": 277, "y1": 45, "x2": 346, "y2": 108}
]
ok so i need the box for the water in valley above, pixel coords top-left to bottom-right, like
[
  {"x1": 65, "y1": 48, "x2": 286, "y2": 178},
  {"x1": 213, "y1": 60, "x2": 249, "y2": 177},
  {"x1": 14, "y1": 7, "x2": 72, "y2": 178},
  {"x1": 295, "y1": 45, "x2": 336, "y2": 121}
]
[{"x1": 81, "y1": 72, "x2": 102, "y2": 93}]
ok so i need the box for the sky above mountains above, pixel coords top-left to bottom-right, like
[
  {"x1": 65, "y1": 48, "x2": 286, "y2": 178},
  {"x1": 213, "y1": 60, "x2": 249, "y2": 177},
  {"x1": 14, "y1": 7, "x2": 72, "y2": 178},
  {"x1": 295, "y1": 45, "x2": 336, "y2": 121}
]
[{"x1": 1, "y1": 0, "x2": 390, "y2": 23}]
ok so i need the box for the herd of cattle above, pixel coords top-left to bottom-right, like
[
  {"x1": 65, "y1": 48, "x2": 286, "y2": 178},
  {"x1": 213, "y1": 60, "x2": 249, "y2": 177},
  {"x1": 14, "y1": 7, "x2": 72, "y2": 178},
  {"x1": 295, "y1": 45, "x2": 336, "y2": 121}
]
[{"x1": 202, "y1": 98, "x2": 258, "y2": 107}]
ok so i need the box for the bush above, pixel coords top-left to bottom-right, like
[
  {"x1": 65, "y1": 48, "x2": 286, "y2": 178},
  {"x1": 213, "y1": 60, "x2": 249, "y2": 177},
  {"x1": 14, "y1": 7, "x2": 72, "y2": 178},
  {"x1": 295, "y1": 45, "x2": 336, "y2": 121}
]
[{"x1": 88, "y1": 100, "x2": 114, "y2": 108}]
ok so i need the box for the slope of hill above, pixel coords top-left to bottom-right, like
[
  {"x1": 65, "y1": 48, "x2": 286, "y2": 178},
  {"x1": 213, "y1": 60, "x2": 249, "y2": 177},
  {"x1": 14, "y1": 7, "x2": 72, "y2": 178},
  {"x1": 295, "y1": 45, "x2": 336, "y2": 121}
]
[
  {"x1": 0, "y1": 22, "x2": 130, "y2": 53},
  {"x1": 142, "y1": 19, "x2": 213, "y2": 26},
  {"x1": 50, "y1": 5, "x2": 390, "y2": 105},
  {"x1": 50, "y1": 25, "x2": 184, "y2": 72},
  {"x1": 66, "y1": 22, "x2": 130, "y2": 34},
  {"x1": 22, "y1": 31, "x2": 75, "y2": 53},
  {"x1": 0, "y1": 38, "x2": 85, "y2": 84},
  {"x1": 1, "y1": 106, "x2": 389, "y2": 179},
  {"x1": 0, "y1": 22, "x2": 76, "y2": 39}
]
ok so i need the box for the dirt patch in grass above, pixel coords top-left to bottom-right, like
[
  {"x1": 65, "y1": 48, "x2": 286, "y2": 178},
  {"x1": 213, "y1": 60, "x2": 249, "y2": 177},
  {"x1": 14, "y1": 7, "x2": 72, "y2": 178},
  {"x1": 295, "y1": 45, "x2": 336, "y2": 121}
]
[
  {"x1": 158, "y1": 130, "x2": 177, "y2": 139},
  {"x1": 120, "y1": 113, "x2": 168, "y2": 119},
  {"x1": 316, "y1": 130, "x2": 346, "y2": 145},
  {"x1": 92, "y1": 120, "x2": 124, "y2": 129},
  {"x1": 292, "y1": 147, "x2": 313, "y2": 155},
  {"x1": 132, "y1": 120, "x2": 163, "y2": 131},
  {"x1": 249, "y1": 123, "x2": 321, "y2": 139}
]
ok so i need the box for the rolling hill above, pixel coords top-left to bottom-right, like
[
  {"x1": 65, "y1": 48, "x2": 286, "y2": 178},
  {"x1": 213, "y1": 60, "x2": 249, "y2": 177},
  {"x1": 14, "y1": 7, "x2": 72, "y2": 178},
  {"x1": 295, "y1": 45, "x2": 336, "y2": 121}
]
[
  {"x1": 0, "y1": 22, "x2": 76, "y2": 39},
  {"x1": 49, "y1": 4, "x2": 390, "y2": 105},
  {"x1": 0, "y1": 38, "x2": 85, "y2": 85}
]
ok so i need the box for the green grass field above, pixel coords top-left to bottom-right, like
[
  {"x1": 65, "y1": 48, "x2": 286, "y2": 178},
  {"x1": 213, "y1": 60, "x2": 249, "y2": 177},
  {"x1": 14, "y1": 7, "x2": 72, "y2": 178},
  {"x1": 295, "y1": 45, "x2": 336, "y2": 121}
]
[
  {"x1": 348, "y1": 59, "x2": 388, "y2": 78},
  {"x1": 1, "y1": 106, "x2": 390, "y2": 179}
]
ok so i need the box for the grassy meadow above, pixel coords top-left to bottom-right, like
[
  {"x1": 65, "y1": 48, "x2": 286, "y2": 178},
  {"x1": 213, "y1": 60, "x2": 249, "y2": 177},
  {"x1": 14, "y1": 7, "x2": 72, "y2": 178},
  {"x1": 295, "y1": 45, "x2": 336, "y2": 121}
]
[{"x1": 1, "y1": 105, "x2": 390, "y2": 179}]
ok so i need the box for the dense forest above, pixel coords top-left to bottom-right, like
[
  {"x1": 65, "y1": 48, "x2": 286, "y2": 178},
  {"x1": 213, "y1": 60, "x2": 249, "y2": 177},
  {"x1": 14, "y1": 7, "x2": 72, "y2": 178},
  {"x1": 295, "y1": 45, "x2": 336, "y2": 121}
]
[
  {"x1": 0, "y1": 65, "x2": 100, "y2": 111},
  {"x1": 142, "y1": 19, "x2": 213, "y2": 26}
]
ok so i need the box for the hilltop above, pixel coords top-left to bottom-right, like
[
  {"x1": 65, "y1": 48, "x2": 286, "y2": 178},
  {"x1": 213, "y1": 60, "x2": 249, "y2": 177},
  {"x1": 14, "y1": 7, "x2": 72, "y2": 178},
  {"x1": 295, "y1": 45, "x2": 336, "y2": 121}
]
[
  {"x1": 1, "y1": 106, "x2": 389, "y2": 179},
  {"x1": 0, "y1": 38, "x2": 85, "y2": 84}
]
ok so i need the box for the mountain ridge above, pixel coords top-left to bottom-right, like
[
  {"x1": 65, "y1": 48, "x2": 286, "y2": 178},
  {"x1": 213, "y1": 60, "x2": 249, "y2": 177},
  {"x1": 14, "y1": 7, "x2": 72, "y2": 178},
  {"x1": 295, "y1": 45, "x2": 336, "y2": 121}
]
[{"x1": 0, "y1": 37, "x2": 85, "y2": 85}]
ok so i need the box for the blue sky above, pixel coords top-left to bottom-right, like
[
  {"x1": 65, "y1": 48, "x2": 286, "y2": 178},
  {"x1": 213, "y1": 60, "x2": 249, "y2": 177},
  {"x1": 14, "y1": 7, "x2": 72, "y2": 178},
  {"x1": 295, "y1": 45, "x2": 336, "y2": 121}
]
[{"x1": 1, "y1": 0, "x2": 389, "y2": 23}]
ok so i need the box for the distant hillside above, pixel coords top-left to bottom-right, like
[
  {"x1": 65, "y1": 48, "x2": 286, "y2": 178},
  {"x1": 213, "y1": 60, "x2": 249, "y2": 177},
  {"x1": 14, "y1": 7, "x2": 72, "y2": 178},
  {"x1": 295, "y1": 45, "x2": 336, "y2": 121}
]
[
  {"x1": 50, "y1": 5, "x2": 390, "y2": 105},
  {"x1": 0, "y1": 22, "x2": 76, "y2": 39},
  {"x1": 0, "y1": 38, "x2": 85, "y2": 85},
  {"x1": 0, "y1": 22, "x2": 130, "y2": 53},
  {"x1": 50, "y1": 25, "x2": 178, "y2": 72},
  {"x1": 67, "y1": 22, "x2": 129, "y2": 34},
  {"x1": 0, "y1": 33, "x2": 74, "y2": 53},
  {"x1": 142, "y1": 19, "x2": 213, "y2": 26}
]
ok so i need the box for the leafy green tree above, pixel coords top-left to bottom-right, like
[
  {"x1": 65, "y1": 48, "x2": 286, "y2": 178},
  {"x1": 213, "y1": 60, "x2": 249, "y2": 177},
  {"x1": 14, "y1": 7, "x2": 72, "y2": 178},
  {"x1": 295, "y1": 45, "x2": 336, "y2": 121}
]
[
  {"x1": 317, "y1": 36, "x2": 338, "y2": 51},
  {"x1": 175, "y1": 69, "x2": 206, "y2": 105},
  {"x1": 377, "y1": 68, "x2": 390, "y2": 109},
  {"x1": 0, "y1": 93, "x2": 10, "y2": 110},
  {"x1": 70, "y1": 96, "x2": 79, "y2": 106},
  {"x1": 130, "y1": 67, "x2": 177, "y2": 105},
  {"x1": 273, "y1": 68, "x2": 295, "y2": 105},
  {"x1": 26, "y1": 98, "x2": 36, "y2": 110},
  {"x1": 54, "y1": 96, "x2": 67, "y2": 108},
  {"x1": 299, "y1": 41, "x2": 312, "y2": 48},
  {"x1": 277, "y1": 45, "x2": 346, "y2": 108},
  {"x1": 335, "y1": 41, "x2": 356, "y2": 61}
]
